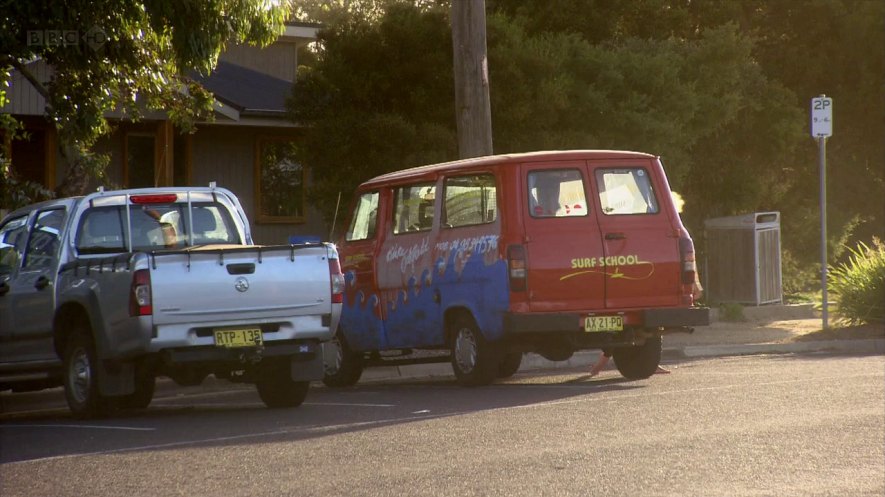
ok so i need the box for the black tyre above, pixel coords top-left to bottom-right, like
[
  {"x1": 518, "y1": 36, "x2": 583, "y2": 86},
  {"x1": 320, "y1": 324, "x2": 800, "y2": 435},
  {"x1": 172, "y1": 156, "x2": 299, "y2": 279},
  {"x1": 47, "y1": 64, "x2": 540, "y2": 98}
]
[
  {"x1": 612, "y1": 334, "x2": 662, "y2": 380},
  {"x1": 255, "y1": 357, "x2": 310, "y2": 408},
  {"x1": 498, "y1": 352, "x2": 523, "y2": 378},
  {"x1": 322, "y1": 330, "x2": 364, "y2": 388},
  {"x1": 450, "y1": 314, "x2": 499, "y2": 386},
  {"x1": 117, "y1": 360, "x2": 155, "y2": 410},
  {"x1": 63, "y1": 327, "x2": 111, "y2": 418}
]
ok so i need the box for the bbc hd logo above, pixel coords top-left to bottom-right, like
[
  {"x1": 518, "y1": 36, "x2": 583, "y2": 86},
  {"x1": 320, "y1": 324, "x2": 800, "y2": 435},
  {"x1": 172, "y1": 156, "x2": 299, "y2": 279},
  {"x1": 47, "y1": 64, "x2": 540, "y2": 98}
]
[{"x1": 27, "y1": 27, "x2": 107, "y2": 51}]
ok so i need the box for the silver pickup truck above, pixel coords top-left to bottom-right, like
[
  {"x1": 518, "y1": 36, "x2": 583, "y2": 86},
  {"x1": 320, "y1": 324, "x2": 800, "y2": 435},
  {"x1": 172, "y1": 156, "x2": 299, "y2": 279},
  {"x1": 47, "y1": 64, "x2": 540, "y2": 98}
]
[{"x1": 0, "y1": 185, "x2": 343, "y2": 417}]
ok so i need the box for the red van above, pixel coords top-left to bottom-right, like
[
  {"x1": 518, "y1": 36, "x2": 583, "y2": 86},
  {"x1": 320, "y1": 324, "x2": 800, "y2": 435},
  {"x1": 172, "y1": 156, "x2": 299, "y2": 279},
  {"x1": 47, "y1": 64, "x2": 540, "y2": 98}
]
[{"x1": 324, "y1": 150, "x2": 708, "y2": 386}]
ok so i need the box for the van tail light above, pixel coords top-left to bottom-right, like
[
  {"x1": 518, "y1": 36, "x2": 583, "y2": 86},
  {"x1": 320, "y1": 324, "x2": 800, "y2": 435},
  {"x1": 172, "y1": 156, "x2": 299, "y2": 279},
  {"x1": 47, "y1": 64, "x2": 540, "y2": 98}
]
[
  {"x1": 678, "y1": 235, "x2": 698, "y2": 303},
  {"x1": 507, "y1": 244, "x2": 527, "y2": 292},
  {"x1": 329, "y1": 251, "x2": 345, "y2": 304},
  {"x1": 129, "y1": 269, "x2": 153, "y2": 316}
]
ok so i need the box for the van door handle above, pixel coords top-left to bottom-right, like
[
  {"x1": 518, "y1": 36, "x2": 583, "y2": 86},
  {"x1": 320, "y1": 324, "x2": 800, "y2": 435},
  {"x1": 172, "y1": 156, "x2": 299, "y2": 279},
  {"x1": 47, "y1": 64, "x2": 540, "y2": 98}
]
[
  {"x1": 605, "y1": 232, "x2": 626, "y2": 240},
  {"x1": 34, "y1": 275, "x2": 51, "y2": 290}
]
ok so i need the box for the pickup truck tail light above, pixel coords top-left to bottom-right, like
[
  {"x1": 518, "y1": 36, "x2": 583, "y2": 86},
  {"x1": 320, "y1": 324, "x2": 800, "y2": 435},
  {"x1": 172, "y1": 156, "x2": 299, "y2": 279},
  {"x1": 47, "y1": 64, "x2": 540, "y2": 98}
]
[
  {"x1": 507, "y1": 244, "x2": 527, "y2": 292},
  {"x1": 329, "y1": 253, "x2": 344, "y2": 304},
  {"x1": 129, "y1": 269, "x2": 153, "y2": 316}
]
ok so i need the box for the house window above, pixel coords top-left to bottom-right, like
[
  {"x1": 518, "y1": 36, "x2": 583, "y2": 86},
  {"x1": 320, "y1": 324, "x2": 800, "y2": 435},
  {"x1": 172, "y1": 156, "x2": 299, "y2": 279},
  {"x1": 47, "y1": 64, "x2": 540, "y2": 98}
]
[{"x1": 256, "y1": 138, "x2": 306, "y2": 223}]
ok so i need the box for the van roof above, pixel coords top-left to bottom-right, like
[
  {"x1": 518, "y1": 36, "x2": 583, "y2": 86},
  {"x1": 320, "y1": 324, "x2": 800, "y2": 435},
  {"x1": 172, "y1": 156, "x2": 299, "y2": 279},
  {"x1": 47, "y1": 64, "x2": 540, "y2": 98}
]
[{"x1": 360, "y1": 150, "x2": 656, "y2": 188}]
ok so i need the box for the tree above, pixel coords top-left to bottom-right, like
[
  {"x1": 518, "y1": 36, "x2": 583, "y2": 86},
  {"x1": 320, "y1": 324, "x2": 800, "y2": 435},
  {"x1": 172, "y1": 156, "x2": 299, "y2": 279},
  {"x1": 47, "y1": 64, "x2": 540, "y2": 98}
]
[
  {"x1": 290, "y1": 3, "x2": 456, "y2": 222},
  {"x1": 0, "y1": 0, "x2": 291, "y2": 203}
]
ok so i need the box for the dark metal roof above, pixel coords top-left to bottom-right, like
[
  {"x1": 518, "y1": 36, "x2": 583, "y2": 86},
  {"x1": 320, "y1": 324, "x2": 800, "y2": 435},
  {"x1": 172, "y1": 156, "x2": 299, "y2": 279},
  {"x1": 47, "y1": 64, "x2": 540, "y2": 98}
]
[{"x1": 195, "y1": 61, "x2": 291, "y2": 117}]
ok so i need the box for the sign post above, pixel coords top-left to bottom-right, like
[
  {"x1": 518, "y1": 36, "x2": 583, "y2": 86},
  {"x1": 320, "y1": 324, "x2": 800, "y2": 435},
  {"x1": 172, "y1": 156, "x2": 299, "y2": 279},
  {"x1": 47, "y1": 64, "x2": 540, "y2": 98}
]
[{"x1": 811, "y1": 95, "x2": 832, "y2": 329}]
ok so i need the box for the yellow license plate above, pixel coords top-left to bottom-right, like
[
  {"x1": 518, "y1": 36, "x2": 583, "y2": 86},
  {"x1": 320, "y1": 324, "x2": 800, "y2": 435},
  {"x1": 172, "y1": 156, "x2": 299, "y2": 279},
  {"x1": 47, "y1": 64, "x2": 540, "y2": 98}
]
[
  {"x1": 584, "y1": 316, "x2": 624, "y2": 332},
  {"x1": 214, "y1": 328, "x2": 263, "y2": 348}
]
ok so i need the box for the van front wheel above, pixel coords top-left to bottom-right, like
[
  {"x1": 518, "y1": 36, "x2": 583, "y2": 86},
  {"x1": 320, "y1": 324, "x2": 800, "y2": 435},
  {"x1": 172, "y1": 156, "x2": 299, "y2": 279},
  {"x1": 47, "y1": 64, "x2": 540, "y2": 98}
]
[
  {"x1": 450, "y1": 315, "x2": 498, "y2": 386},
  {"x1": 612, "y1": 334, "x2": 662, "y2": 380}
]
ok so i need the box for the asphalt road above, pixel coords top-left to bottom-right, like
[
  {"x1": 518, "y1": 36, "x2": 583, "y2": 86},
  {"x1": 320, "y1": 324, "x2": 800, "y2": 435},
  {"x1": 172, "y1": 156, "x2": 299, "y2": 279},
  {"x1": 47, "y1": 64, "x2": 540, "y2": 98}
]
[{"x1": 1, "y1": 352, "x2": 883, "y2": 497}]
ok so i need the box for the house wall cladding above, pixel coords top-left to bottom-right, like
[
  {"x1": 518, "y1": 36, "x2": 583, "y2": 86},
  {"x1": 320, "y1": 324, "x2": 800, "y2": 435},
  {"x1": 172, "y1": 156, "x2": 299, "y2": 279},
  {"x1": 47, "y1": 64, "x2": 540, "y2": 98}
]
[{"x1": 190, "y1": 126, "x2": 329, "y2": 245}]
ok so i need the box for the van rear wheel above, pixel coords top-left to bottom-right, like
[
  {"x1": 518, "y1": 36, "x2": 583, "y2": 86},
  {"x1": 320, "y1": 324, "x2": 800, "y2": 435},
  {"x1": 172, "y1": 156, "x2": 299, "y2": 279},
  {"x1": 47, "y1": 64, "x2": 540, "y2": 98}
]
[
  {"x1": 322, "y1": 329, "x2": 364, "y2": 388},
  {"x1": 612, "y1": 334, "x2": 662, "y2": 380},
  {"x1": 450, "y1": 315, "x2": 498, "y2": 386},
  {"x1": 498, "y1": 352, "x2": 523, "y2": 378}
]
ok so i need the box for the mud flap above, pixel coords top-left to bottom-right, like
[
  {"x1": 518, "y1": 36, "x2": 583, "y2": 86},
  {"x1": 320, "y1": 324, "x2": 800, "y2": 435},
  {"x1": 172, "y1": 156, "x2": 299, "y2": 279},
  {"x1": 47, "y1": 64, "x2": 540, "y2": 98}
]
[
  {"x1": 289, "y1": 343, "x2": 325, "y2": 382},
  {"x1": 97, "y1": 360, "x2": 135, "y2": 396}
]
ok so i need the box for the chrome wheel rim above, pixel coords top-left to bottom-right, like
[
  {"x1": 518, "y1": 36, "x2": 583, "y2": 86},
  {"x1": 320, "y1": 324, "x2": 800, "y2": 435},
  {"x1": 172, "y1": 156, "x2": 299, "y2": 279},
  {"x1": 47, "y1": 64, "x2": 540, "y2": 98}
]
[
  {"x1": 68, "y1": 346, "x2": 91, "y2": 404},
  {"x1": 454, "y1": 327, "x2": 477, "y2": 373},
  {"x1": 323, "y1": 338, "x2": 344, "y2": 376}
]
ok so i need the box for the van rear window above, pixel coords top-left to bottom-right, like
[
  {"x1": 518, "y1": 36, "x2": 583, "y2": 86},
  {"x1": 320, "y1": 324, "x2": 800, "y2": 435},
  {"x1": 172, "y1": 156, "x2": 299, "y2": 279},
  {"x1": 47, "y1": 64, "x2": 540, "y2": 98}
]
[
  {"x1": 527, "y1": 170, "x2": 588, "y2": 218},
  {"x1": 596, "y1": 168, "x2": 659, "y2": 215}
]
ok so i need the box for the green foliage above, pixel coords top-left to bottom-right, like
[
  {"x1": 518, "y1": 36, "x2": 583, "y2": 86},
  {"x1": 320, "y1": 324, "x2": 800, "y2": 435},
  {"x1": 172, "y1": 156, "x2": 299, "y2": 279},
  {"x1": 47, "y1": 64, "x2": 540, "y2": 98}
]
[
  {"x1": 290, "y1": 3, "x2": 456, "y2": 221},
  {"x1": 291, "y1": 0, "x2": 883, "y2": 285},
  {"x1": 828, "y1": 239, "x2": 885, "y2": 325},
  {"x1": 719, "y1": 303, "x2": 747, "y2": 323},
  {"x1": 1, "y1": 0, "x2": 291, "y2": 196}
]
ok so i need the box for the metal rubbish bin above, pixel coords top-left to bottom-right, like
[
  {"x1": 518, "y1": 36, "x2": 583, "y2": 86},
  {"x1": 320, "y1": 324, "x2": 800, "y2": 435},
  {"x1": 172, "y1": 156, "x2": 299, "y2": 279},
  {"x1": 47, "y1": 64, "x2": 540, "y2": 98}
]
[{"x1": 704, "y1": 212, "x2": 782, "y2": 305}]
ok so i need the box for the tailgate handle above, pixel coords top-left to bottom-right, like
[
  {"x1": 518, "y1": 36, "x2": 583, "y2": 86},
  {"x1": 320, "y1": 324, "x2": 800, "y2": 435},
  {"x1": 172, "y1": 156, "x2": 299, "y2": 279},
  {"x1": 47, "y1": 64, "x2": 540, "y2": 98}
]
[
  {"x1": 605, "y1": 232, "x2": 626, "y2": 240},
  {"x1": 227, "y1": 263, "x2": 255, "y2": 275}
]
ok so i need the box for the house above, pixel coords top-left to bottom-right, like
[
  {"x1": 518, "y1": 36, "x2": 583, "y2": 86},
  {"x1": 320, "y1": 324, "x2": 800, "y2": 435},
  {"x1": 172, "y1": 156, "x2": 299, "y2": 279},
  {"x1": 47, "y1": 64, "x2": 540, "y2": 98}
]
[{"x1": 1, "y1": 22, "x2": 329, "y2": 244}]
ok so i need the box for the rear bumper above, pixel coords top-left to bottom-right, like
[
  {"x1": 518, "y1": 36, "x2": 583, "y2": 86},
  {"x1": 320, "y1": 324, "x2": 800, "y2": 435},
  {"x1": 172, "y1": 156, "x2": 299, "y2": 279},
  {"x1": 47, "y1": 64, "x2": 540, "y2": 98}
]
[
  {"x1": 503, "y1": 306, "x2": 710, "y2": 334},
  {"x1": 159, "y1": 339, "x2": 325, "y2": 381}
]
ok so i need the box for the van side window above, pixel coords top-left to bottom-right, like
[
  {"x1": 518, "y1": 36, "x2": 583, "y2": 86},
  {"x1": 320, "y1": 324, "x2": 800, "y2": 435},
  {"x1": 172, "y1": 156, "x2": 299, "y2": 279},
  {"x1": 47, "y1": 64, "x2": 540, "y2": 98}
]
[
  {"x1": 345, "y1": 192, "x2": 380, "y2": 241},
  {"x1": 596, "y1": 168, "x2": 659, "y2": 215},
  {"x1": 527, "y1": 170, "x2": 588, "y2": 218},
  {"x1": 444, "y1": 174, "x2": 497, "y2": 228},
  {"x1": 393, "y1": 184, "x2": 436, "y2": 234}
]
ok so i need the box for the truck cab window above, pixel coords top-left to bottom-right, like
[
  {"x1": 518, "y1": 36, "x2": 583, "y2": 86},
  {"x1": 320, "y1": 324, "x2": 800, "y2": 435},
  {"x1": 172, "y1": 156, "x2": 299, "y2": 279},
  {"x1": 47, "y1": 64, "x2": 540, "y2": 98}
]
[
  {"x1": 0, "y1": 215, "x2": 29, "y2": 275},
  {"x1": 24, "y1": 209, "x2": 65, "y2": 270}
]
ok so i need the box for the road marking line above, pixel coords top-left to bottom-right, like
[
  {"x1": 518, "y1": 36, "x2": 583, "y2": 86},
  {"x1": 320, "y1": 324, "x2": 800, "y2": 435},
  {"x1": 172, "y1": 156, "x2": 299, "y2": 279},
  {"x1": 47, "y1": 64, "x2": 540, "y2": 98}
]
[
  {"x1": 305, "y1": 402, "x2": 395, "y2": 407},
  {"x1": 3, "y1": 413, "x2": 441, "y2": 466},
  {"x1": 0, "y1": 424, "x2": 155, "y2": 431}
]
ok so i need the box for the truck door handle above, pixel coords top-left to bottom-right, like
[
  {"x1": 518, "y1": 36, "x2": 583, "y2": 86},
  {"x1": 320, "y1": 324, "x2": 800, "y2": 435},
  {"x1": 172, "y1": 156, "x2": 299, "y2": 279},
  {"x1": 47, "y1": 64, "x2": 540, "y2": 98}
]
[
  {"x1": 227, "y1": 263, "x2": 255, "y2": 275},
  {"x1": 605, "y1": 232, "x2": 626, "y2": 240},
  {"x1": 34, "y1": 275, "x2": 51, "y2": 290}
]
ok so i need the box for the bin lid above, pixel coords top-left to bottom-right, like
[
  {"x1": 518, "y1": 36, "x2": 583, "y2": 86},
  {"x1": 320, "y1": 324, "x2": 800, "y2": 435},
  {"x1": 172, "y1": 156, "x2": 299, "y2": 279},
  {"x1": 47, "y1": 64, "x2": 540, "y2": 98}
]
[{"x1": 704, "y1": 211, "x2": 780, "y2": 230}]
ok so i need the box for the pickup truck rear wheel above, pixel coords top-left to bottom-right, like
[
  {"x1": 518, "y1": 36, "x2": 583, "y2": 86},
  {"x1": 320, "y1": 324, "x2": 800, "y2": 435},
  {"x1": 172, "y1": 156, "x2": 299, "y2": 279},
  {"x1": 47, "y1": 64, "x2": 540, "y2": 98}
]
[
  {"x1": 612, "y1": 334, "x2": 662, "y2": 380},
  {"x1": 450, "y1": 315, "x2": 499, "y2": 386},
  {"x1": 322, "y1": 331, "x2": 364, "y2": 387},
  {"x1": 255, "y1": 358, "x2": 310, "y2": 408},
  {"x1": 63, "y1": 329, "x2": 111, "y2": 418}
]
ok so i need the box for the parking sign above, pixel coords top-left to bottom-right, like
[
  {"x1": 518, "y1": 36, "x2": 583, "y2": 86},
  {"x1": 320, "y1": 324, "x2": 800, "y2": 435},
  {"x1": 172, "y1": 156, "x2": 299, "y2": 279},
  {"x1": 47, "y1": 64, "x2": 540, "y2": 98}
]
[{"x1": 811, "y1": 97, "x2": 833, "y2": 137}]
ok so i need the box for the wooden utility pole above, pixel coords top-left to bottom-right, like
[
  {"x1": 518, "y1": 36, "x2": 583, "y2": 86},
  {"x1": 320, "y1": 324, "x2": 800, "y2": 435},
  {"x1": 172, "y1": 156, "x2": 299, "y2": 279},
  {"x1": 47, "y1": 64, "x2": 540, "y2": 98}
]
[{"x1": 451, "y1": 0, "x2": 493, "y2": 159}]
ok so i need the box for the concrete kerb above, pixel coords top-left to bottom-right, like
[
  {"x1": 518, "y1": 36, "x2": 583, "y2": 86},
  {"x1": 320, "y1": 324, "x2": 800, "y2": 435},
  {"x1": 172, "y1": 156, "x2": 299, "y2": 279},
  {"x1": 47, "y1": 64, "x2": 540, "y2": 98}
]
[{"x1": 359, "y1": 339, "x2": 885, "y2": 384}]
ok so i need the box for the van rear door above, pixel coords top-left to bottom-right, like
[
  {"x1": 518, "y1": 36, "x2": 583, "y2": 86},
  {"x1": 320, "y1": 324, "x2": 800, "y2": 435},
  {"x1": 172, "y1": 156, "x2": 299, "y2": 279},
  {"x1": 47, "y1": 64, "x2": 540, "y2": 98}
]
[
  {"x1": 590, "y1": 159, "x2": 681, "y2": 309},
  {"x1": 521, "y1": 162, "x2": 606, "y2": 312}
]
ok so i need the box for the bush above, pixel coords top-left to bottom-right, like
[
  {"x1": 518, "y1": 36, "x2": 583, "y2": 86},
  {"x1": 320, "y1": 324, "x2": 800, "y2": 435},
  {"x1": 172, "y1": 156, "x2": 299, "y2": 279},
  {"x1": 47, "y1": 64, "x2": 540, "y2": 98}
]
[{"x1": 828, "y1": 239, "x2": 885, "y2": 325}]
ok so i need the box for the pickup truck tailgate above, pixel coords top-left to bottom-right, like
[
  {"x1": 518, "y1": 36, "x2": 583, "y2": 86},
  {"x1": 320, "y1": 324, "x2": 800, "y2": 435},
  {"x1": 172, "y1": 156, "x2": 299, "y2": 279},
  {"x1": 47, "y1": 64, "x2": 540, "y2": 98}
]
[{"x1": 149, "y1": 245, "x2": 332, "y2": 326}]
